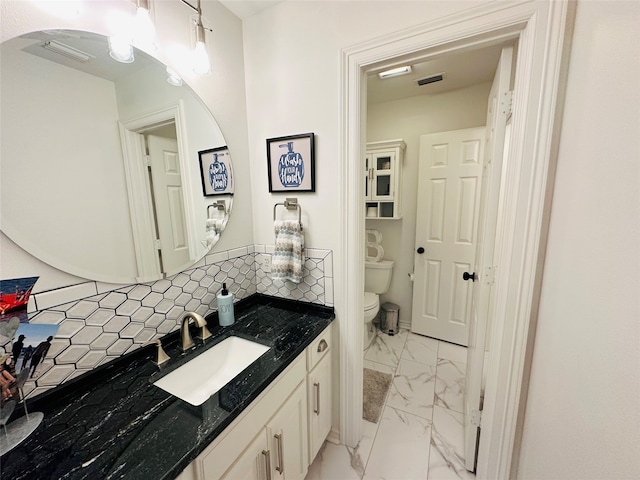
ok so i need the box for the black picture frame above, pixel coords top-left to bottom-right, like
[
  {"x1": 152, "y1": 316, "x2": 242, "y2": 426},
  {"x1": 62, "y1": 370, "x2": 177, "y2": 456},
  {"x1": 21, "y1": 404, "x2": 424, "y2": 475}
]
[
  {"x1": 266, "y1": 132, "x2": 315, "y2": 192},
  {"x1": 198, "y1": 146, "x2": 234, "y2": 196}
]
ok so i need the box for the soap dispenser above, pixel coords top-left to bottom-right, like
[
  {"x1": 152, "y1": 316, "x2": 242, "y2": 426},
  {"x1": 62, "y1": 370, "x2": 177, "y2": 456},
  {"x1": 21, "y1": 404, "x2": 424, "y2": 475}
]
[{"x1": 217, "y1": 283, "x2": 235, "y2": 326}]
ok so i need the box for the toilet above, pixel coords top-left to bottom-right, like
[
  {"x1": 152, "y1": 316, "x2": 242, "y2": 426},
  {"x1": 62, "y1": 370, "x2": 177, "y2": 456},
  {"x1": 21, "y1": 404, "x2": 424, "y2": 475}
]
[{"x1": 364, "y1": 259, "x2": 394, "y2": 349}]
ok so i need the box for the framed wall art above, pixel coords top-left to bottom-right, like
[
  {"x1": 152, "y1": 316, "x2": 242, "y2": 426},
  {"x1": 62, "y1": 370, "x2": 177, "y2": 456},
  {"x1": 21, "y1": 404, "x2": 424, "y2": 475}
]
[
  {"x1": 266, "y1": 132, "x2": 315, "y2": 192},
  {"x1": 199, "y1": 146, "x2": 234, "y2": 196}
]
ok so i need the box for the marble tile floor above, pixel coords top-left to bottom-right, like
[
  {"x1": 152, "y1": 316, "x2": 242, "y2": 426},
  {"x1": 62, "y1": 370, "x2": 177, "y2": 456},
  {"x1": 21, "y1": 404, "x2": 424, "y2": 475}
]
[{"x1": 306, "y1": 329, "x2": 475, "y2": 480}]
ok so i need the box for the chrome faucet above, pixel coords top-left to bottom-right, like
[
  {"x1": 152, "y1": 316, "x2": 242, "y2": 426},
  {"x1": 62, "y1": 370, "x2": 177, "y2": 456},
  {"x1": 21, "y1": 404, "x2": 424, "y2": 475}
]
[{"x1": 180, "y1": 312, "x2": 212, "y2": 351}]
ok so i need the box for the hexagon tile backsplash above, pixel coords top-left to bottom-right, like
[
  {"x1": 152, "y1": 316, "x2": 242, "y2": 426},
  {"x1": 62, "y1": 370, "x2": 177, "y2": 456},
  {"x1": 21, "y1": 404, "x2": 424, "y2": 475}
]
[{"x1": 10, "y1": 245, "x2": 333, "y2": 399}]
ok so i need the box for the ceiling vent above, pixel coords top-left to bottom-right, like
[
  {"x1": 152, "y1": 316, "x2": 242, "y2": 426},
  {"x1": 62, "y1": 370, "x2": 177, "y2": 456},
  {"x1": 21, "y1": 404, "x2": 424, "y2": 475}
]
[
  {"x1": 41, "y1": 40, "x2": 91, "y2": 63},
  {"x1": 417, "y1": 73, "x2": 444, "y2": 86}
]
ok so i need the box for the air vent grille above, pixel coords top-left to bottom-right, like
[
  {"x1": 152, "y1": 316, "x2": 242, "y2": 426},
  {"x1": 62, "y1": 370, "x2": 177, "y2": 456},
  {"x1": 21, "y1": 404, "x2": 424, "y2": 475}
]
[{"x1": 417, "y1": 74, "x2": 444, "y2": 86}]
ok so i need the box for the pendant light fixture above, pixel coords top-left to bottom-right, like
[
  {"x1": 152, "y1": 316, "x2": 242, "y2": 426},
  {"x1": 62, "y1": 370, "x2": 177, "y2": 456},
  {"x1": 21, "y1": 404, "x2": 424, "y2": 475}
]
[
  {"x1": 108, "y1": 0, "x2": 157, "y2": 63},
  {"x1": 108, "y1": 33, "x2": 134, "y2": 63},
  {"x1": 133, "y1": 0, "x2": 157, "y2": 52},
  {"x1": 193, "y1": 0, "x2": 211, "y2": 75}
]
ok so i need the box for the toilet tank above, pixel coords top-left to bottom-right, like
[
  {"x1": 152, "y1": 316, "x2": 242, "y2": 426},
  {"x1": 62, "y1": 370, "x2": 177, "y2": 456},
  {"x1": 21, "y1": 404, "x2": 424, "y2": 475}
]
[{"x1": 364, "y1": 260, "x2": 394, "y2": 294}]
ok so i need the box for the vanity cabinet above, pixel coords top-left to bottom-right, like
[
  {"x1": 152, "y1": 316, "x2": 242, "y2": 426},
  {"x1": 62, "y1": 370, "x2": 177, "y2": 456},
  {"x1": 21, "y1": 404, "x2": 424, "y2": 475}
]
[
  {"x1": 364, "y1": 139, "x2": 406, "y2": 219},
  {"x1": 221, "y1": 381, "x2": 307, "y2": 480},
  {"x1": 177, "y1": 324, "x2": 334, "y2": 480},
  {"x1": 306, "y1": 326, "x2": 332, "y2": 463}
]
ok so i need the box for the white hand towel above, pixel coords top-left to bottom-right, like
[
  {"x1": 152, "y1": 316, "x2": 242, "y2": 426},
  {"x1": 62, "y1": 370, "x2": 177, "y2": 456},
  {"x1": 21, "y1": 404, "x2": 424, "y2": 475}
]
[{"x1": 271, "y1": 220, "x2": 305, "y2": 284}]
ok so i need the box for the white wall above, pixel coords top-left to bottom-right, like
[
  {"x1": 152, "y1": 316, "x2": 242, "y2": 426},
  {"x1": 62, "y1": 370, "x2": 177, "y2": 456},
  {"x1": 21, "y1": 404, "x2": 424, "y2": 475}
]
[
  {"x1": 518, "y1": 1, "x2": 640, "y2": 478},
  {"x1": 242, "y1": 0, "x2": 480, "y2": 441},
  {"x1": 0, "y1": 41, "x2": 139, "y2": 283},
  {"x1": 243, "y1": 1, "x2": 478, "y2": 252},
  {"x1": 367, "y1": 83, "x2": 490, "y2": 324},
  {"x1": 243, "y1": 0, "x2": 639, "y2": 473},
  {"x1": 0, "y1": 0, "x2": 251, "y2": 291}
]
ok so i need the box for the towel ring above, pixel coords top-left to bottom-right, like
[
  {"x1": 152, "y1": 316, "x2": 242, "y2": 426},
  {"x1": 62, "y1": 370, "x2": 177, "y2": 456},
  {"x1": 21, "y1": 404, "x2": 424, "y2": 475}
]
[
  {"x1": 273, "y1": 197, "x2": 302, "y2": 225},
  {"x1": 208, "y1": 200, "x2": 226, "y2": 217}
]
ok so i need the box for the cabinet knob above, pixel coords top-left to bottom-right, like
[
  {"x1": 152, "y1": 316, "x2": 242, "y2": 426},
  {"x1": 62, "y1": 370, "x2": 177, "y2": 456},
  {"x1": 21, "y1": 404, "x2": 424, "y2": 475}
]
[
  {"x1": 417, "y1": 247, "x2": 425, "y2": 254},
  {"x1": 463, "y1": 271, "x2": 477, "y2": 282},
  {"x1": 317, "y1": 339, "x2": 328, "y2": 353}
]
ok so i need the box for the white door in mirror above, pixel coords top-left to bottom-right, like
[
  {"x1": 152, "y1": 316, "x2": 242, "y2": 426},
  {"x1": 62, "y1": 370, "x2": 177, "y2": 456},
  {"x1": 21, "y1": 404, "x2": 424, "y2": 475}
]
[
  {"x1": 153, "y1": 336, "x2": 269, "y2": 406},
  {"x1": 148, "y1": 134, "x2": 191, "y2": 274}
]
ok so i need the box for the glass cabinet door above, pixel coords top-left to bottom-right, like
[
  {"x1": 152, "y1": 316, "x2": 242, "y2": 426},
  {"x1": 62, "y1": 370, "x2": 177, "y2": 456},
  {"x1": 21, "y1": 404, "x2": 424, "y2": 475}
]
[{"x1": 371, "y1": 151, "x2": 395, "y2": 200}]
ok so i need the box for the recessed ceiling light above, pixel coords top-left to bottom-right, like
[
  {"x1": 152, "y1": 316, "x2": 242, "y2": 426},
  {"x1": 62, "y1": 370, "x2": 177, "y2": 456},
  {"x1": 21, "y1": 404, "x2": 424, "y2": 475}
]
[{"x1": 377, "y1": 66, "x2": 412, "y2": 79}]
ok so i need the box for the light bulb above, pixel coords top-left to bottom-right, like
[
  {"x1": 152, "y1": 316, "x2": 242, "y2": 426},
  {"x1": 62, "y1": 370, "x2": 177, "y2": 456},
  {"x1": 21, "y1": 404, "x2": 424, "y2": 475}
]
[
  {"x1": 166, "y1": 67, "x2": 183, "y2": 86},
  {"x1": 134, "y1": 5, "x2": 157, "y2": 52},
  {"x1": 108, "y1": 10, "x2": 134, "y2": 64},
  {"x1": 108, "y1": 35, "x2": 134, "y2": 63},
  {"x1": 193, "y1": 40, "x2": 211, "y2": 75}
]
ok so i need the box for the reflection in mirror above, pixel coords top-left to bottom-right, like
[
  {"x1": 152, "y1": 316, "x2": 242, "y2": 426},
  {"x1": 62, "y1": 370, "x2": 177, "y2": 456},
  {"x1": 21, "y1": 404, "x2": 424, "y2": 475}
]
[{"x1": 0, "y1": 30, "x2": 233, "y2": 284}]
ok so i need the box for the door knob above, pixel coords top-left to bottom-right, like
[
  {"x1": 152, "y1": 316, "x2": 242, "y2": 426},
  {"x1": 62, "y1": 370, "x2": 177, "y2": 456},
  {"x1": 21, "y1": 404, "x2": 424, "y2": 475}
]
[
  {"x1": 463, "y1": 272, "x2": 476, "y2": 282},
  {"x1": 417, "y1": 247, "x2": 425, "y2": 254}
]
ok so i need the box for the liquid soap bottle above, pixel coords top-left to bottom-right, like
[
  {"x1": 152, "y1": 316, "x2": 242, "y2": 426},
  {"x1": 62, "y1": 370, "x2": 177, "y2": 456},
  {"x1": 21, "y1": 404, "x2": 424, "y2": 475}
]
[{"x1": 217, "y1": 283, "x2": 235, "y2": 326}]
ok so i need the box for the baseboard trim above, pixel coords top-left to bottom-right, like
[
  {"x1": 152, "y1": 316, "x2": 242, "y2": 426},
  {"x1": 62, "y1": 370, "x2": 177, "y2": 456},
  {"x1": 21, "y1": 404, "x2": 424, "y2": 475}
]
[{"x1": 327, "y1": 428, "x2": 340, "y2": 445}]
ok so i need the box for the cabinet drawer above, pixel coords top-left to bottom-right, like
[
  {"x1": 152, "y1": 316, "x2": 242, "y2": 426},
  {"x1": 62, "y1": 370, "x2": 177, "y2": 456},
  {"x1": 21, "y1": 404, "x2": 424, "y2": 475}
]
[{"x1": 306, "y1": 324, "x2": 331, "y2": 372}]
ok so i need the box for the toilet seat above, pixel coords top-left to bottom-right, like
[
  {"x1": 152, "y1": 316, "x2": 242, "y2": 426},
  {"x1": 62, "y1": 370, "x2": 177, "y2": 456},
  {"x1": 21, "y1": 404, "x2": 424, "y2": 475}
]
[{"x1": 364, "y1": 292, "x2": 379, "y2": 312}]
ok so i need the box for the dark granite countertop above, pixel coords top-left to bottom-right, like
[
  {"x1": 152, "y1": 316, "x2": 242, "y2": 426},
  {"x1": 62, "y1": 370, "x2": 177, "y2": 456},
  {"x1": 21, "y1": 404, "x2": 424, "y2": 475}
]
[{"x1": 1, "y1": 295, "x2": 334, "y2": 479}]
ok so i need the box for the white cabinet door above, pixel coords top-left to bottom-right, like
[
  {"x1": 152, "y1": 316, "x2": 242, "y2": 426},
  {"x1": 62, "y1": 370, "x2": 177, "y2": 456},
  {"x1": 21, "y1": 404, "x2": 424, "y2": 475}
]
[
  {"x1": 307, "y1": 353, "x2": 332, "y2": 463},
  {"x1": 267, "y1": 381, "x2": 308, "y2": 480},
  {"x1": 220, "y1": 429, "x2": 269, "y2": 480},
  {"x1": 370, "y1": 150, "x2": 396, "y2": 201},
  {"x1": 364, "y1": 140, "x2": 405, "y2": 219},
  {"x1": 364, "y1": 153, "x2": 373, "y2": 200}
]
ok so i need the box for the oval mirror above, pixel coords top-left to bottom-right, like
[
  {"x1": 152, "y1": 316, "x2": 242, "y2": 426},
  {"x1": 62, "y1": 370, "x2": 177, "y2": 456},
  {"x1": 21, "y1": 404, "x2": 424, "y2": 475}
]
[{"x1": 0, "y1": 30, "x2": 233, "y2": 284}]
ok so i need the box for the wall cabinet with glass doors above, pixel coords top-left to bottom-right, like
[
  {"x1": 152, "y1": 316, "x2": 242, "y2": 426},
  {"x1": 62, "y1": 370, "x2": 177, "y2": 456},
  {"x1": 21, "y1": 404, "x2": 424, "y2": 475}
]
[{"x1": 364, "y1": 139, "x2": 405, "y2": 219}]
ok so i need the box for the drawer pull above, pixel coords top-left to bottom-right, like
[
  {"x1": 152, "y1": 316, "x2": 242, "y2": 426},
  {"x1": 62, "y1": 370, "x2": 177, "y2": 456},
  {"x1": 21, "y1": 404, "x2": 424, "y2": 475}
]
[
  {"x1": 314, "y1": 382, "x2": 320, "y2": 415},
  {"x1": 274, "y1": 433, "x2": 284, "y2": 475},
  {"x1": 317, "y1": 339, "x2": 328, "y2": 353},
  {"x1": 262, "y1": 450, "x2": 272, "y2": 480}
]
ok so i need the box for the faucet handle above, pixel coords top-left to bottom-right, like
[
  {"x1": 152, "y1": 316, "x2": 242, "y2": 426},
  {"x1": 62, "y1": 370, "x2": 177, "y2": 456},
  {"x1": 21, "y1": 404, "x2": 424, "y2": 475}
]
[
  {"x1": 145, "y1": 339, "x2": 170, "y2": 366},
  {"x1": 196, "y1": 324, "x2": 213, "y2": 341}
]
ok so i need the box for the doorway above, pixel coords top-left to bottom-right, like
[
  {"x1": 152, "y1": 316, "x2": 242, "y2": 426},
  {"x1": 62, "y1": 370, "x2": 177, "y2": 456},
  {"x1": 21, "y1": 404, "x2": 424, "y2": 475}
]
[
  {"x1": 339, "y1": 2, "x2": 573, "y2": 478},
  {"x1": 119, "y1": 103, "x2": 197, "y2": 282},
  {"x1": 363, "y1": 41, "x2": 512, "y2": 472}
]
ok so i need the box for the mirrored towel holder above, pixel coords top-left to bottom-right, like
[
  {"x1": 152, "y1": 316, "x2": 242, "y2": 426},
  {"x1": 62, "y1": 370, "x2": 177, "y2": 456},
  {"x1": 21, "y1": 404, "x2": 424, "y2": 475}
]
[
  {"x1": 208, "y1": 200, "x2": 226, "y2": 217},
  {"x1": 273, "y1": 197, "x2": 302, "y2": 226}
]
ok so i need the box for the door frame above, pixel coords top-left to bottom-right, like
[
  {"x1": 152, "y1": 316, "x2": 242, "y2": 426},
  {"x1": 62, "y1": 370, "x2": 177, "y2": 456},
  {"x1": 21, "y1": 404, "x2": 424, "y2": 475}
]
[
  {"x1": 119, "y1": 101, "x2": 196, "y2": 282},
  {"x1": 338, "y1": 1, "x2": 574, "y2": 478}
]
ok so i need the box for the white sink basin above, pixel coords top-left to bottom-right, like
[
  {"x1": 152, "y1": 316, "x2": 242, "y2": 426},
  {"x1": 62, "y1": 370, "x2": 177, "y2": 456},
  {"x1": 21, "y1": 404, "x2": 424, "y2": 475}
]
[{"x1": 153, "y1": 336, "x2": 270, "y2": 406}]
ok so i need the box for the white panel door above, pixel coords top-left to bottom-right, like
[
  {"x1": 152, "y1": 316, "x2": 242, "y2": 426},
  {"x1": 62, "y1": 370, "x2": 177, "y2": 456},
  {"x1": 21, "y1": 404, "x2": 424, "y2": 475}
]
[
  {"x1": 411, "y1": 127, "x2": 485, "y2": 346},
  {"x1": 147, "y1": 134, "x2": 191, "y2": 274},
  {"x1": 464, "y1": 46, "x2": 513, "y2": 472}
]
